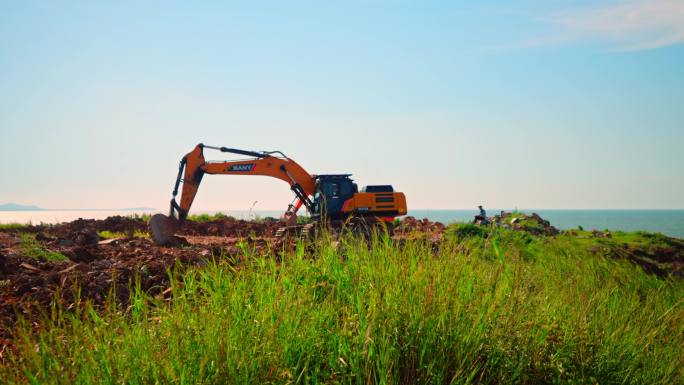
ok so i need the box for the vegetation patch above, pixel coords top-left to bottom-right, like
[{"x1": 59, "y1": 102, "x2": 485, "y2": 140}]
[
  {"x1": 560, "y1": 229, "x2": 684, "y2": 277},
  {"x1": 446, "y1": 223, "x2": 489, "y2": 239},
  {"x1": 98, "y1": 230, "x2": 150, "y2": 239},
  {"x1": 498, "y1": 211, "x2": 558, "y2": 236},
  {"x1": 0, "y1": 223, "x2": 29, "y2": 231},
  {"x1": 187, "y1": 212, "x2": 231, "y2": 222},
  {"x1": 18, "y1": 233, "x2": 67, "y2": 261}
]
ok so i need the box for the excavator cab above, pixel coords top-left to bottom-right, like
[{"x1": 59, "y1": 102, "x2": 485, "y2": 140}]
[
  {"x1": 311, "y1": 175, "x2": 407, "y2": 221},
  {"x1": 312, "y1": 175, "x2": 358, "y2": 219}
]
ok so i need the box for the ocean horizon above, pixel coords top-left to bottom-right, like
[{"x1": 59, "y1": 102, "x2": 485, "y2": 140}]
[{"x1": 1, "y1": 208, "x2": 682, "y2": 238}]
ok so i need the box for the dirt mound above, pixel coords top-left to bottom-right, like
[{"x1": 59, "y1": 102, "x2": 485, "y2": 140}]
[
  {"x1": 7, "y1": 216, "x2": 280, "y2": 240},
  {"x1": 7, "y1": 216, "x2": 149, "y2": 243},
  {"x1": 495, "y1": 212, "x2": 560, "y2": 236},
  {"x1": 626, "y1": 244, "x2": 683, "y2": 278},
  {"x1": 395, "y1": 212, "x2": 558, "y2": 237},
  {"x1": 395, "y1": 217, "x2": 446, "y2": 235},
  {"x1": 0, "y1": 216, "x2": 272, "y2": 348},
  {"x1": 180, "y1": 217, "x2": 280, "y2": 237},
  {"x1": 581, "y1": 232, "x2": 684, "y2": 278}
]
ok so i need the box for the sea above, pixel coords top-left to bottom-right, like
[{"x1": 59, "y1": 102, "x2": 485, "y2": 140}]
[{"x1": 1, "y1": 209, "x2": 683, "y2": 239}]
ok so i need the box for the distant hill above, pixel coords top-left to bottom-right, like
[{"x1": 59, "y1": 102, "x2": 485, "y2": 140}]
[{"x1": 0, "y1": 203, "x2": 45, "y2": 211}]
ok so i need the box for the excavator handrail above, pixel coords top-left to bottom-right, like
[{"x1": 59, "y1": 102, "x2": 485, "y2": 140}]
[
  {"x1": 202, "y1": 144, "x2": 267, "y2": 158},
  {"x1": 263, "y1": 150, "x2": 288, "y2": 158},
  {"x1": 201, "y1": 144, "x2": 289, "y2": 160}
]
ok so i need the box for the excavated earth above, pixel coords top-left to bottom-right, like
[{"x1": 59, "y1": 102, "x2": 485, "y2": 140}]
[
  {"x1": 1, "y1": 213, "x2": 682, "y2": 356},
  {"x1": 0, "y1": 216, "x2": 281, "y2": 352}
]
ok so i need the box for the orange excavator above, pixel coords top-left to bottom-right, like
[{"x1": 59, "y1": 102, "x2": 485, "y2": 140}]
[{"x1": 149, "y1": 144, "x2": 407, "y2": 244}]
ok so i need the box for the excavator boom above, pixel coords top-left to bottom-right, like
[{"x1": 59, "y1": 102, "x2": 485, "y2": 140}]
[
  {"x1": 173, "y1": 144, "x2": 316, "y2": 220},
  {"x1": 151, "y1": 144, "x2": 316, "y2": 244}
]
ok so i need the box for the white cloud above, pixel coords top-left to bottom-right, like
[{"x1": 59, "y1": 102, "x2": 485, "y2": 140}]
[{"x1": 546, "y1": 0, "x2": 684, "y2": 51}]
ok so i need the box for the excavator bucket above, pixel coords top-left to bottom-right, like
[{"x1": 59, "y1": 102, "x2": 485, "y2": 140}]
[{"x1": 149, "y1": 214, "x2": 179, "y2": 245}]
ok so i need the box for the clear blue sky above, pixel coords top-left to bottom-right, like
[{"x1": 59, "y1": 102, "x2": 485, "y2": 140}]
[{"x1": 1, "y1": 1, "x2": 682, "y2": 211}]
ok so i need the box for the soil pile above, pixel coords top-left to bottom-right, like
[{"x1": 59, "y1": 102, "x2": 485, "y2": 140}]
[
  {"x1": 395, "y1": 216, "x2": 446, "y2": 235},
  {"x1": 9, "y1": 215, "x2": 280, "y2": 239},
  {"x1": 580, "y1": 231, "x2": 684, "y2": 278},
  {"x1": 494, "y1": 212, "x2": 560, "y2": 236},
  {"x1": 0, "y1": 218, "x2": 271, "y2": 347},
  {"x1": 181, "y1": 217, "x2": 280, "y2": 237}
]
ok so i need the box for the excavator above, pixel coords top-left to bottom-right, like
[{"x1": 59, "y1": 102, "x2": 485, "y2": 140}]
[{"x1": 149, "y1": 144, "x2": 407, "y2": 245}]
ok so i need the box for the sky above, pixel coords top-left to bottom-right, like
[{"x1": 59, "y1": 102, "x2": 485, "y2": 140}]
[{"x1": 1, "y1": 0, "x2": 683, "y2": 211}]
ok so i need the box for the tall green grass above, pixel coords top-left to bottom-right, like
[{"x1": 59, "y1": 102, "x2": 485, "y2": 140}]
[{"x1": 1, "y1": 229, "x2": 682, "y2": 384}]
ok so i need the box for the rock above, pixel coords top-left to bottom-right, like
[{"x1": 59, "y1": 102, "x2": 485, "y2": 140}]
[{"x1": 493, "y1": 212, "x2": 559, "y2": 236}]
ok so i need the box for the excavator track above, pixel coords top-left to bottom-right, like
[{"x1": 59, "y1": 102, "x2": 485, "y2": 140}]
[
  {"x1": 274, "y1": 224, "x2": 307, "y2": 239},
  {"x1": 274, "y1": 226, "x2": 288, "y2": 239},
  {"x1": 299, "y1": 223, "x2": 316, "y2": 241}
]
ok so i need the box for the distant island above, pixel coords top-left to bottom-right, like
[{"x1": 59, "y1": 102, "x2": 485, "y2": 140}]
[{"x1": 0, "y1": 203, "x2": 155, "y2": 211}]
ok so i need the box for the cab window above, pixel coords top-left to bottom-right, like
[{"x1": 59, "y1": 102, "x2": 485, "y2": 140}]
[
  {"x1": 323, "y1": 182, "x2": 339, "y2": 197},
  {"x1": 340, "y1": 181, "x2": 352, "y2": 196}
]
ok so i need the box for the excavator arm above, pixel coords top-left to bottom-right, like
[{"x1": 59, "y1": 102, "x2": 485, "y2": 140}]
[{"x1": 150, "y1": 143, "x2": 316, "y2": 244}]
